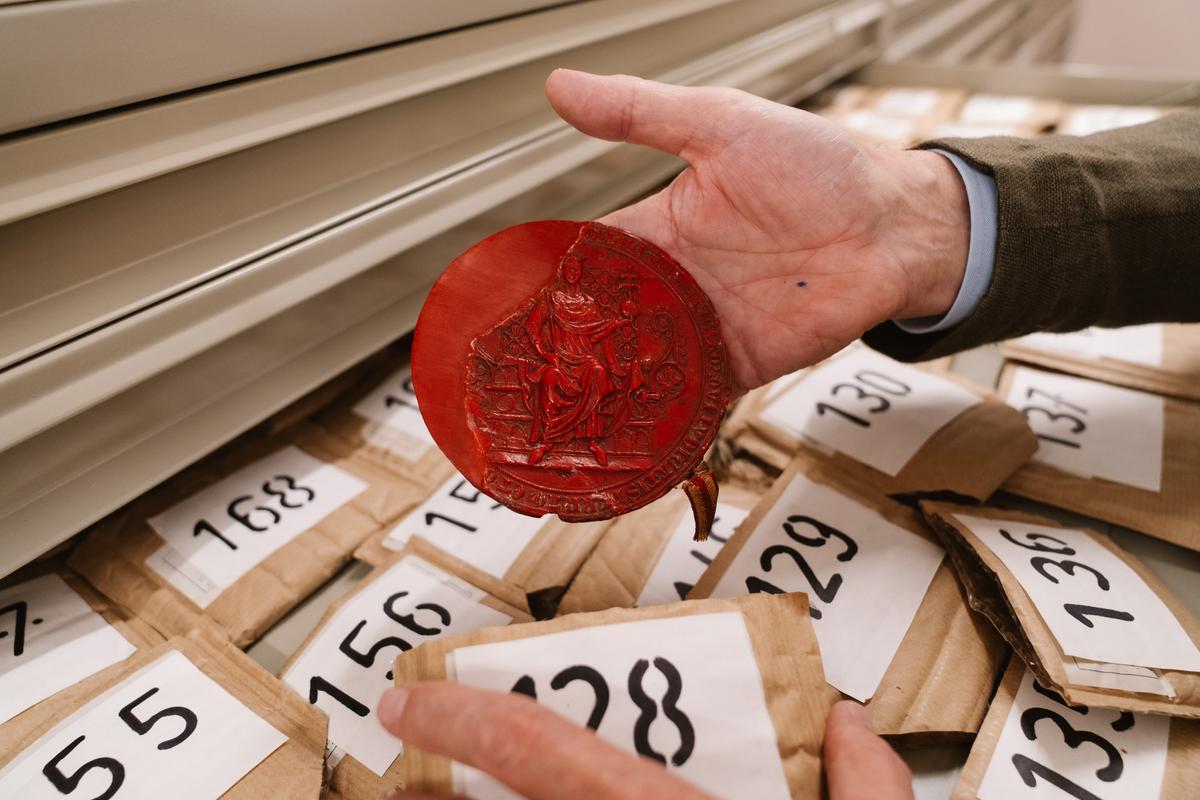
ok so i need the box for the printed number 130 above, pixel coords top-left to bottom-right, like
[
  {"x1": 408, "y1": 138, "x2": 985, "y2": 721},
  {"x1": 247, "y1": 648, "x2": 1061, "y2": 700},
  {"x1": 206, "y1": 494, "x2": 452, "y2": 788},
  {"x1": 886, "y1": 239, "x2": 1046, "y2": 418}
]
[{"x1": 816, "y1": 370, "x2": 911, "y2": 428}]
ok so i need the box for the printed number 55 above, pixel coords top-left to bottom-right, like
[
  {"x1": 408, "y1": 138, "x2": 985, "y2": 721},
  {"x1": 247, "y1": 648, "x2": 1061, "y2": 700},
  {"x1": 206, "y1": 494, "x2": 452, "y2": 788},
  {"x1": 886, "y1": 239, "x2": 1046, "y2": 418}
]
[{"x1": 42, "y1": 687, "x2": 198, "y2": 799}]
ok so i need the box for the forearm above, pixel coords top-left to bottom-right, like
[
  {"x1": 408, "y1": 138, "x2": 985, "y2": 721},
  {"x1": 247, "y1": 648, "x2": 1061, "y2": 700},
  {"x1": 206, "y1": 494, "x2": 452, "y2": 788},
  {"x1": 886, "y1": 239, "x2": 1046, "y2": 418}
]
[{"x1": 865, "y1": 109, "x2": 1200, "y2": 362}]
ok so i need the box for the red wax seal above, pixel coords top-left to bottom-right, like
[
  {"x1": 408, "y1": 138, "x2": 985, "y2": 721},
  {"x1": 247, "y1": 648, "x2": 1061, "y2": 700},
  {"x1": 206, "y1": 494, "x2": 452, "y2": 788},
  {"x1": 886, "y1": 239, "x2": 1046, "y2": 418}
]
[{"x1": 412, "y1": 220, "x2": 731, "y2": 529}]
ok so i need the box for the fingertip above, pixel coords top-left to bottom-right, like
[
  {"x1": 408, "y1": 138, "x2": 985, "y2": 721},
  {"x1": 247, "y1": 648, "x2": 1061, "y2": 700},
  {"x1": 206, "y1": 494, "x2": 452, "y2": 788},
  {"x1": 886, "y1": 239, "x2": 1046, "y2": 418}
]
[
  {"x1": 829, "y1": 699, "x2": 874, "y2": 732},
  {"x1": 545, "y1": 67, "x2": 598, "y2": 105},
  {"x1": 544, "y1": 67, "x2": 572, "y2": 97},
  {"x1": 378, "y1": 687, "x2": 410, "y2": 734}
]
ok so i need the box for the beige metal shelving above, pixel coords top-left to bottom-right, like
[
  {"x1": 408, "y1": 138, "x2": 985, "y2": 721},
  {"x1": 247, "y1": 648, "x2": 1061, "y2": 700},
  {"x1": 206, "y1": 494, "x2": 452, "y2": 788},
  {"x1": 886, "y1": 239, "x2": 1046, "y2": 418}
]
[
  {"x1": 0, "y1": 0, "x2": 571, "y2": 134},
  {"x1": 0, "y1": 0, "x2": 899, "y2": 576},
  {"x1": 0, "y1": 0, "x2": 1102, "y2": 580}
]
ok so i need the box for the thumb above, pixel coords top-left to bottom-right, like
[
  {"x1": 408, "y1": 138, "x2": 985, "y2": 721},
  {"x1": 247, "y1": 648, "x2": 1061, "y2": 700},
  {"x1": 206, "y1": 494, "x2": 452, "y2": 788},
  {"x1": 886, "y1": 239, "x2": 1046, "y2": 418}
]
[
  {"x1": 545, "y1": 69, "x2": 745, "y2": 161},
  {"x1": 823, "y1": 701, "x2": 914, "y2": 800}
]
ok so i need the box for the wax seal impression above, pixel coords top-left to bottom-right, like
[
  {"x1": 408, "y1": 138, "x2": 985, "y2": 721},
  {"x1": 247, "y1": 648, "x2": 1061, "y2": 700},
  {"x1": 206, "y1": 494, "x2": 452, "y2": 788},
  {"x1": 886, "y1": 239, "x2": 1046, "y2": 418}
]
[{"x1": 413, "y1": 221, "x2": 730, "y2": 538}]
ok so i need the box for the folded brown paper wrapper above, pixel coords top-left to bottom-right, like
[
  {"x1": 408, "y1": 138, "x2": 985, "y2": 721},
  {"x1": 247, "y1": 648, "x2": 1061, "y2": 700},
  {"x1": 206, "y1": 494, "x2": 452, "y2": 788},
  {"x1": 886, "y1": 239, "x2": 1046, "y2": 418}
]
[
  {"x1": 952, "y1": 659, "x2": 1200, "y2": 800},
  {"x1": 0, "y1": 561, "x2": 164, "y2": 654},
  {"x1": 717, "y1": 357, "x2": 1034, "y2": 503},
  {"x1": 691, "y1": 451, "x2": 1008, "y2": 741},
  {"x1": 69, "y1": 429, "x2": 415, "y2": 648},
  {"x1": 354, "y1": 511, "x2": 611, "y2": 617},
  {"x1": 0, "y1": 627, "x2": 327, "y2": 799},
  {"x1": 557, "y1": 483, "x2": 762, "y2": 615},
  {"x1": 305, "y1": 353, "x2": 457, "y2": 495},
  {"x1": 1002, "y1": 323, "x2": 1200, "y2": 402},
  {"x1": 389, "y1": 593, "x2": 829, "y2": 798},
  {"x1": 997, "y1": 362, "x2": 1200, "y2": 554},
  {"x1": 924, "y1": 502, "x2": 1200, "y2": 717},
  {"x1": 281, "y1": 538, "x2": 533, "y2": 800},
  {"x1": 0, "y1": 563, "x2": 165, "y2": 730}
]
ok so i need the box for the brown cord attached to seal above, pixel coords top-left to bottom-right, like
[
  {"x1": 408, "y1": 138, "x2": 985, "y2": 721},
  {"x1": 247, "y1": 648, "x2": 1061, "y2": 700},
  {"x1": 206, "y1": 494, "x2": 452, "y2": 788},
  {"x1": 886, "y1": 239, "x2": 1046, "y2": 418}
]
[{"x1": 681, "y1": 462, "x2": 718, "y2": 542}]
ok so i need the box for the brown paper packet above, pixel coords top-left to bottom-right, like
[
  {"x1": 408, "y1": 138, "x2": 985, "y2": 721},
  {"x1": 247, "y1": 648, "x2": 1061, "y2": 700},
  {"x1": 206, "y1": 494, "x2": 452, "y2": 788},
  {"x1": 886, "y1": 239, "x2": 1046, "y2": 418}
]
[
  {"x1": 355, "y1": 511, "x2": 610, "y2": 618},
  {"x1": 716, "y1": 380, "x2": 796, "y2": 483},
  {"x1": 0, "y1": 560, "x2": 164, "y2": 653},
  {"x1": 690, "y1": 451, "x2": 1007, "y2": 740},
  {"x1": 1002, "y1": 323, "x2": 1200, "y2": 402},
  {"x1": 952, "y1": 658, "x2": 1200, "y2": 800},
  {"x1": 923, "y1": 501, "x2": 1200, "y2": 717},
  {"x1": 720, "y1": 356, "x2": 1033, "y2": 502},
  {"x1": 557, "y1": 483, "x2": 762, "y2": 615},
  {"x1": 711, "y1": 357, "x2": 963, "y2": 486},
  {"x1": 389, "y1": 593, "x2": 828, "y2": 798},
  {"x1": 69, "y1": 429, "x2": 412, "y2": 648},
  {"x1": 996, "y1": 362, "x2": 1200, "y2": 553},
  {"x1": 304, "y1": 351, "x2": 458, "y2": 495},
  {"x1": 956, "y1": 93, "x2": 1062, "y2": 132},
  {"x1": 0, "y1": 627, "x2": 326, "y2": 798},
  {"x1": 280, "y1": 539, "x2": 533, "y2": 800},
  {"x1": 0, "y1": 563, "x2": 165, "y2": 732},
  {"x1": 860, "y1": 86, "x2": 968, "y2": 125}
]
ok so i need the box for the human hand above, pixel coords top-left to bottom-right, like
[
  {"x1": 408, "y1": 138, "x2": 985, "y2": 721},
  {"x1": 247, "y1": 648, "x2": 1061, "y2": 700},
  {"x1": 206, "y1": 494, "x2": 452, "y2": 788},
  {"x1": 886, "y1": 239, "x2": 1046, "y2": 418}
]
[
  {"x1": 824, "y1": 700, "x2": 915, "y2": 800},
  {"x1": 377, "y1": 684, "x2": 915, "y2": 799},
  {"x1": 545, "y1": 70, "x2": 970, "y2": 391},
  {"x1": 377, "y1": 681, "x2": 714, "y2": 799}
]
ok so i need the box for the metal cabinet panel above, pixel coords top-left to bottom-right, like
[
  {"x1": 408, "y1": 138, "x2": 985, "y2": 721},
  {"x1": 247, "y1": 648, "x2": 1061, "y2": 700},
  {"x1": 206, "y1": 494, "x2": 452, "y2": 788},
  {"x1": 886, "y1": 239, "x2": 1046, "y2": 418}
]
[{"x1": 0, "y1": 0, "x2": 573, "y2": 133}]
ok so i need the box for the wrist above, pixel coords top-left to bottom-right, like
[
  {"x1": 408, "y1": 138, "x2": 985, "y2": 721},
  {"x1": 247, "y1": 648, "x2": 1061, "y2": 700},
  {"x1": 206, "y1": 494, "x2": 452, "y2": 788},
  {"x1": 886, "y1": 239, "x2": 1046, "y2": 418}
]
[{"x1": 869, "y1": 148, "x2": 970, "y2": 321}]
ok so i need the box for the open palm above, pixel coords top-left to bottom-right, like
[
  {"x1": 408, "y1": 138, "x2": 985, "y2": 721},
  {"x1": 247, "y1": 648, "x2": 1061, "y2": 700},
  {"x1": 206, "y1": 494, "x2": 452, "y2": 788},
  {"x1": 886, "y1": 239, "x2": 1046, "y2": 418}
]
[{"x1": 545, "y1": 70, "x2": 968, "y2": 391}]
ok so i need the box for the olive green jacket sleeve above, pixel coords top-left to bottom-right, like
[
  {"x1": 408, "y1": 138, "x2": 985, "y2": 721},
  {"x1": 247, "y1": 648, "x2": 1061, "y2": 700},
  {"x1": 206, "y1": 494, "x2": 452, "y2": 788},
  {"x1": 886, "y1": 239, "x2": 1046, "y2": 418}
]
[{"x1": 863, "y1": 109, "x2": 1200, "y2": 361}]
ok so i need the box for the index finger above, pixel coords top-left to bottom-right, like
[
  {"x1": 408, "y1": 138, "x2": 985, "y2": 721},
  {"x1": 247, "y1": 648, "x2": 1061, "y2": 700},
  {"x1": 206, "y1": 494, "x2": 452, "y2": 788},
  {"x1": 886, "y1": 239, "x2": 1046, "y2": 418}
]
[{"x1": 378, "y1": 682, "x2": 713, "y2": 800}]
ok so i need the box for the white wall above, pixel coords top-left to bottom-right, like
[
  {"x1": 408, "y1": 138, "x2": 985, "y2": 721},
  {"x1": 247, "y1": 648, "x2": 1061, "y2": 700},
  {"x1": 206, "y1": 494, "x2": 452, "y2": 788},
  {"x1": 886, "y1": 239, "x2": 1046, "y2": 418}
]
[{"x1": 1066, "y1": 0, "x2": 1200, "y2": 72}]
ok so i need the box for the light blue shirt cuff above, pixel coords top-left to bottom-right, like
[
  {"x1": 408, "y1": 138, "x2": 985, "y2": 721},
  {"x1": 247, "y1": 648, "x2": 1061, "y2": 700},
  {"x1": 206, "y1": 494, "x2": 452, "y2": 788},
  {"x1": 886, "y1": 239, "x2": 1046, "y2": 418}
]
[{"x1": 894, "y1": 149, "x2": 997, "y2": 334}]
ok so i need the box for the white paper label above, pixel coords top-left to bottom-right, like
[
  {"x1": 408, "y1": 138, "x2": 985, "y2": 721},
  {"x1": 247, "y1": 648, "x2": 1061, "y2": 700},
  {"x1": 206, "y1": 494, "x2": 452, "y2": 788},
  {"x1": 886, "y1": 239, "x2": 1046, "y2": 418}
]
[
  {"x1": 1059, "y1": 106, "x2": 1162, "y2": 137},
  {"x1": 450, "y1": 612, "x2": 791, "y2": 800},
  {"x1": 382, "y1": 473, "x2": 546, "y2": 577},
  {"x1": 0, "y1": 574, "x2": 137, "y2": 725},
  {"x1": 282, "y1": 555, "x2": 512, "y2": 775},
  {"x1": 351, "y1": 365, "x2": 437, "y2": 461},
  {"x1": 0, "y1": 650, "x2": 287, "y2": 798},
  {"x1": 1005, "y1": 367, "x2": 1164, "y2": 491},
  {"x1": 709, "y1": 474, "x2": 944, "y2": 701},
  {"x1": 1064, "y1": 657, "x2": 1175, "y2": 698},
  {"x1": 761, "y1": 348, "x2": 980, "y2": 476},
  {"x1": 954, "y1": 514, "x2": 1200, "y2": 671},
  {"x1": 874, "y1": 88, "x2": 942, "y2": 117},
  {"x1": 145, "y1": 446, "x2": 367, "y2": 607},
  {"x1": 1015, "y1": 324, "x2": 1164, "y2": 367},
  {"x1": 977, "y1": 667, "x2": 1169, "y2": 800},
  {"x1": 636, "y1": 503, "x2": 750, "y2": 608},
  {"x1": 959, "y1": 94, "x2": 1037, "y2": 125}
]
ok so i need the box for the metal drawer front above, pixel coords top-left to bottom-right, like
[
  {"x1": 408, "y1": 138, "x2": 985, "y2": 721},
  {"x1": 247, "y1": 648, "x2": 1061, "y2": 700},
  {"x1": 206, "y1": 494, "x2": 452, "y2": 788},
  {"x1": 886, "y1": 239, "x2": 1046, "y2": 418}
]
[{"x1": 0, "y1": 0, "x2": 574, "y2": 134}]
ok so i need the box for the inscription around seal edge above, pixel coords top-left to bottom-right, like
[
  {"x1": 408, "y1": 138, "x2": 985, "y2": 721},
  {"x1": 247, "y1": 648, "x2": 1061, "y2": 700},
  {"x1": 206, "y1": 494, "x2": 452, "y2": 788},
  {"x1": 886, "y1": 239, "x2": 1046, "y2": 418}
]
[{"x1": 464, "y1": 223, "x2": 727, "y2": 518}]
